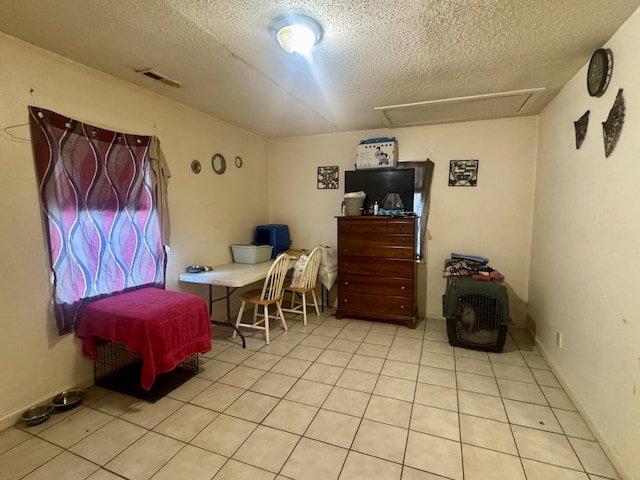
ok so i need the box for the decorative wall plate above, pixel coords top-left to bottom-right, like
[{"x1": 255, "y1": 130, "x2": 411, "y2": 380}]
[
  {"x1": 211, "y1": 153, "x2": 226, "y2": 174},
  {"x1": 235, "y1": 156, "x2": 243, "y2": 168},
  {"x1": 190, "y1": 160, "x2": 201, "y2": 174}
]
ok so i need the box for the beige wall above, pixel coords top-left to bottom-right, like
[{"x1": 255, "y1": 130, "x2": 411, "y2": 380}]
[
  {"x1": 0, "y1": 33, "x2": 269, "y2": 429},
  {"x1": 267, "y1": 117, "x2": 537, "y2": 325},
  {"x1": 529, "y1": 8, "x2": 640, "y2": 479}
]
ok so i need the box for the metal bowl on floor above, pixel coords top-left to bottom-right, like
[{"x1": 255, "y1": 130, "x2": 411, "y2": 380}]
[
  {"x1": 51, "y1": 389, "x2": 85, "y2": 411},
  {"x1": 21, "y1": 404, "x2": 54, "y2": 427}
]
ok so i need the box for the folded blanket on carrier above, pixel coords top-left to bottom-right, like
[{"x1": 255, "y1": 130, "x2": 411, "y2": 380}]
[{"x1": 443, "y1": 254, "x2": 504, "y2": 281}]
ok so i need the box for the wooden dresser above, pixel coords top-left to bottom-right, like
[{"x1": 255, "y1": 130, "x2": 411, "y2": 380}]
[{"x1": 335, "y1": 216, "x2": 418, "y2": 328}]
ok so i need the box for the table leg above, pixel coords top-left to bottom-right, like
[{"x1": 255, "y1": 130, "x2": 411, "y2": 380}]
[
  {"x1": 322, "y1": 285, "x2": 330, "y2": 312},
  {"x1": 208, "y1": 285, "x2": 246, "y2": 348},
  {"x1": 225, "y1": 287, "x2": 246, "y2": 348}
]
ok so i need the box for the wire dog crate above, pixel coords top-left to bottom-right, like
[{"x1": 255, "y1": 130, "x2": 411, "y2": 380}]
[
  {"x1": 95, "y1": 340, "x2": 199, "y2": 402},
  {"x1": 443, "y1": 276, "x2": 510, "y2": 353}
]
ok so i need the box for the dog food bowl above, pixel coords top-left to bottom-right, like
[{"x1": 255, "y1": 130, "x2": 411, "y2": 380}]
[
  {"x1": 186, "y1": 265, "x2": 213, "y2": 273},
  {"x1": 21, "y1": 404, "x2": 54, "y2": 427},
  {"x1": 51, "y1": 389, "x2": 85, "y2": 411}
]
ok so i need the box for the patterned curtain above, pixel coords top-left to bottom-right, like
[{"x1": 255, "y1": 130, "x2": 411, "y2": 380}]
[{"x1": 29, "y1": 107, "x2": 168, "y2": 335}]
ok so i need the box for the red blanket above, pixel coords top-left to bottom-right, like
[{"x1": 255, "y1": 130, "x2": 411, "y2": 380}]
[{"x1": 76, "y1": 288, "x2": 211, "y2": 390}]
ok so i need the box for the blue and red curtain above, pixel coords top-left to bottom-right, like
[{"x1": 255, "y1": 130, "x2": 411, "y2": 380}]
[{"x1": 28, "y1": 107, "x2": 169, "y2": 335}]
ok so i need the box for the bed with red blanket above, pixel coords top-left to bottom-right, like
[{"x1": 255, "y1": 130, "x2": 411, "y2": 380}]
[{"x1": 76, "y1": 287, "x2": 211, "y2": 391}]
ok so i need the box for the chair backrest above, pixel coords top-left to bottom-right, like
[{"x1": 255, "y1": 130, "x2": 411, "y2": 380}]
[
  {"x1": 260, "y1": 253, "x2": 291, "y2": 302},
  {"x1": 296, "y1": 247, "x2": 322, "y2": 289}
]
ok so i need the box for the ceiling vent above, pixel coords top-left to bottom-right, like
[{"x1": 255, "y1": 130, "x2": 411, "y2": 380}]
[
  {"x1": 375, "y1": 88, "x2": 546, "y2": 127},
  {"x1": 136, "y1": 69, "x2": 182, "y2": 88}
]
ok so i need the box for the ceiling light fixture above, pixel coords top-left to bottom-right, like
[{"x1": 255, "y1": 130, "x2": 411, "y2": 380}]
[{"x1": 272, "y1": 14, "x2": 323, "y2": 55}]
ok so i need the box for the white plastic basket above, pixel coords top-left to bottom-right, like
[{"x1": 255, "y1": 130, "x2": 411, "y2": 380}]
[{"x1": 231, "y1": 245, "x2": 273, "y2": 264}]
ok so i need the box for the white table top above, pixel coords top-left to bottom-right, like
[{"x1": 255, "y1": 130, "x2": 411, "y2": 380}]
[{"x1": 179, "y1": 260, "x2": 277, "y2": 288}]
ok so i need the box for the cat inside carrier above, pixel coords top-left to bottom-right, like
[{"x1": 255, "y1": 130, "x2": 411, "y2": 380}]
[{"x1": 443, "y1": 276, "x2": 511, "y2": 353}]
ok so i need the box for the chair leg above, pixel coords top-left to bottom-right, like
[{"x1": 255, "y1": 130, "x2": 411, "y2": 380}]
[
  {"x1": 263, "y1": 305, "x2": 270, "y2": 344},
  {"x1": 233, "y1": 300, "x2": 246, "y2": 339},
  {"x1": 276, "y1": 301, "x2": 288, "y2": 332},
  {"x1": 301, "y1": 293, "x2": 307, "y2": 326},
  {"x1": 310, "y1": 290, "x2": 320, "y2": 317}
]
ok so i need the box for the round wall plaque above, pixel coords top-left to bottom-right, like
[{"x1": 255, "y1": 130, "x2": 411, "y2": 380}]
[{"x1": 211, "y1": 153, "x2": 226, "y2": 175}]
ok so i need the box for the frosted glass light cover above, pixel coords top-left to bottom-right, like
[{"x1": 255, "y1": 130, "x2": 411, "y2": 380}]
[
  {"x1": 272, "y1": 13, "x2": 323, "y2": 56},
  {"x1": 277, "y1": 24, "x2": 317, "y2": 54}
]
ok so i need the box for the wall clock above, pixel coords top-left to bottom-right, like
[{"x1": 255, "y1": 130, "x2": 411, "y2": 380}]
[
  {"x1": 211, "y1": 153, "x2": 226, "y2": 175},
  {"x1": 587, "y1": 48, "x2": 613, "y2": 97}
]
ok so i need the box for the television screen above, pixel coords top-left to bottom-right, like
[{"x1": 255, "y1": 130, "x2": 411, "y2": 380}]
[{"x1": 344, "y1": 168, "x2": 415, "y2": 212}]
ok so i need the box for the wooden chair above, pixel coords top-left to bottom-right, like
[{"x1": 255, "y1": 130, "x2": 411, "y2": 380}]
[
  {"x1": 282, "y1": 247, "x2": 322, "y2": 325},
  {"x1": 233, "y1": 253, "x2": 290, "y2": 344}
]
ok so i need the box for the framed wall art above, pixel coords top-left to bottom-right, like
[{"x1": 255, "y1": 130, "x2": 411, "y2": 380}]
[
  {"x1": 317, "y1": 165, "x2": 339, "y2": 189},
  {"x1": 449, "y1": 160, "x2": 479, "y2": 187}
]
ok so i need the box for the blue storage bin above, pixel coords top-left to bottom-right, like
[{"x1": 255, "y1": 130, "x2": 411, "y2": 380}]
[{"x1": 253, "y1": 224, "x2": 291, "y2": 259}]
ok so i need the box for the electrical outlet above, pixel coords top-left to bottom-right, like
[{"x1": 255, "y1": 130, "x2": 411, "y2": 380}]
[{"x1": 556, "y1": 331, "x2": 563, "y2": 348}]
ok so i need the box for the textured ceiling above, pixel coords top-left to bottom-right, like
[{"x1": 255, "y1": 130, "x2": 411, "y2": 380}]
[{"x1": 1, "y1": 0, "x2": 639, "y2": 138}]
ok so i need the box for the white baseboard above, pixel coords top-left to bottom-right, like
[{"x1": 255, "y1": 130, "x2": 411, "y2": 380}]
[
  {"x1": 535, "y1": 336, "x2": 635, "y2": 480},
  {"x1": 0, "y1": 380, "x2": 94, "y2": 433}
]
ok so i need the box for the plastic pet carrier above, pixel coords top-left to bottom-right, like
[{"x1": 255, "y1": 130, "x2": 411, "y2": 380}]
[
  {"x1": 253, "y1": 224, "x2": 291, "y2": 259},
  {"x1": 442, "y1": 276, "x2": 511, "y2": 352}
]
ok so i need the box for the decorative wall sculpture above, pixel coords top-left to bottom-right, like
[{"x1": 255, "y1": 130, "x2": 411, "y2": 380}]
[
  {"x1": 574, "y1": 110, "x2": 590, "y2": 149},
  {"x1": 602, "y1": 88, "x2": 625, "y2": 158}
]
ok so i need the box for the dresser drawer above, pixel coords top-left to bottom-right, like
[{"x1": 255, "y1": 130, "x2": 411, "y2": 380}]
[
  {"x1": 339, "y1": 257, "x2": 415, "y2": 277},
  {"x1": 339, "y1": 274, "x2": 413, "y2": 297},
  {"x1": 339, "y1": 234, "x2": 414, "y2": 259},
  {"x1": 387, "y1": 220, "x2": 415, "y2": 234},
  {"x1": 338, "y1": 218, "x2": 389, "y2": 234},
  {"x1": 338, "y1": 292, "x2": 414, "y2": 318},
  {"x1": 338, "y1": 217, "x2": 416, "y2": 235}
]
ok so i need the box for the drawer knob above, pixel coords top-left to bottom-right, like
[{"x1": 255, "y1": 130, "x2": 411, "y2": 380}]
[
  {"x1": 400, "y1": 305, "x2": 405, "y2": 309},
  {"x1": 345, "y1": 281, "x2": 349, "y2": 286},
  {"x1": 344, "y1": 299, "x2": 348, "y2": 303},
  {"x1": 400, "y1": 286, "x2": 405, "y2": 290}
]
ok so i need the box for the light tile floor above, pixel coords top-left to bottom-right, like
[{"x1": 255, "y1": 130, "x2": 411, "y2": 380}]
[{"x1": 0, "y1": 311, "x2": 621, "y2": 480}]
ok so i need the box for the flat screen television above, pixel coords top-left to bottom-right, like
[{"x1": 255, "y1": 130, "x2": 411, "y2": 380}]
[{"x1": 344, "y1": 168, "x2": 415, "y2": 212}]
